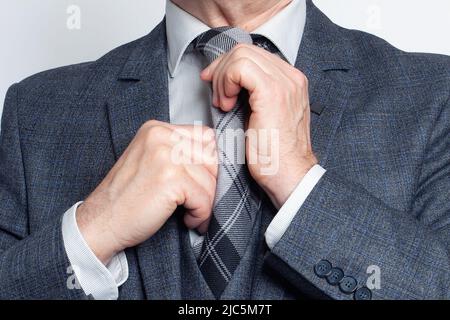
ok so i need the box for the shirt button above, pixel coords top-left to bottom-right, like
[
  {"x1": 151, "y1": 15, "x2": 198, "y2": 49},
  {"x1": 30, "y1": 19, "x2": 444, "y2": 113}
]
[
  {"x1": 314, "y1": 259, "x2": 332, "y2": 278},
  {"x1": 339, "y1": 276, "x2": 358, "y2": 294},
  {"x1": 326, "y1": 267, "x2": 344, "y2": 286},
  {"x1": 354, "y1": 287, "x2": 372, "y2": 300}
]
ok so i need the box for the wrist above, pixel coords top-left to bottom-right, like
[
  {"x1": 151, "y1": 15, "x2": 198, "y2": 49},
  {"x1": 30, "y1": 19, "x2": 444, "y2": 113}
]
[
  {"x1": 263, "y1": 154, "x2": 318, "y2": 209},
  {"x1": 76, "y1": 201, "x2": 123, "y2": 264}
]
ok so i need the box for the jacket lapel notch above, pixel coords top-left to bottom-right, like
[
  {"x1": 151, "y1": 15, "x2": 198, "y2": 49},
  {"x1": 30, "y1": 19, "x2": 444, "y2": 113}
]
[{"x1": 106, "y1": 21, "x2": 170, "y2": 160}]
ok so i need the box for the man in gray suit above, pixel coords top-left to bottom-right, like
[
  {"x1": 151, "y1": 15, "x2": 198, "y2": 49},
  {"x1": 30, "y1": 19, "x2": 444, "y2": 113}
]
[{"x1": 0, "y1": 0, "x2": 449, "y2": 300}]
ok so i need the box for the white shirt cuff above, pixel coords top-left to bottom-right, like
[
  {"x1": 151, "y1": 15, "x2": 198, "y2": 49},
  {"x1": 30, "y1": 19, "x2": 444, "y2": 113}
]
[
  {"x1": 265, "y1": 164, "x2": 326, "y2": 249},
  {"x1": 61, "y1": 202, "x2": 129, "y2": 300}
]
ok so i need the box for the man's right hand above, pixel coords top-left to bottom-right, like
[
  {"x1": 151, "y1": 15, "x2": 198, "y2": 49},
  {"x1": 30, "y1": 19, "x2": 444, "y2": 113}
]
[{"x1": 76, "y1": 120, "x2": 218, "y2": 264}]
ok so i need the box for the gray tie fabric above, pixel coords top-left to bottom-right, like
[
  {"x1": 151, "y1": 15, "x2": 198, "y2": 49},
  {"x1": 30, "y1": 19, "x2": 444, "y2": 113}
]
[{"x1": 194, "y1": 27, "x2": 266, "y2": 298}]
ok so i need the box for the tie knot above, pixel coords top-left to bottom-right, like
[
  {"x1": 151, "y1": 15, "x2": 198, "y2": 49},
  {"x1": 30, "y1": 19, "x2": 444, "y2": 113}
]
[{"x1": 194, "y1": 27, "x2": 253, "y2": 64}]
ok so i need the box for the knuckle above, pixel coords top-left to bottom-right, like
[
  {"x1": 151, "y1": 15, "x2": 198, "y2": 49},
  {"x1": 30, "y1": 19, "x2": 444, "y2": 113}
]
[
  {"x1": 160, "y1": 163, "x2": 180, "y2": 181},
  {"x1": 232, "y1": 43, "x2": 251, "y2": 55},
  {"x1": 292, "y1": 69, "x2": 308, "y2": 86},
  {"x1": 303, "y1": 74, "x2": 309, "y2": 85},
  {"x1": 144, "y1": 130, "x2": 157, "y2": 146},
  {"x1": 285, "y1": 79, "x2": 297, "y2": 93},
  {"x1": 268, "y1": 77, "x2": 280, "y2": 90},
  {"x1": 235, "y1": 57, "x2": 252, "y2": 71},
  {"x1": 137, "y1": 121, "x2": 153, "y2": 137},
  {"x1": 143, "y1": 119, "x2": 160, "y2": 130},
  {"x1": 152, "y1": 145, "x2": 170, "y2": 161},
  {"x1": 146, "y1": 125, "x2": 169, "y2": 142}
]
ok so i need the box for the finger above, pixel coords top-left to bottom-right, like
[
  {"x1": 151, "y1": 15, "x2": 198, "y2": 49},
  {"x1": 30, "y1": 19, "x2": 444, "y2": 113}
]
[
  {"x1": 201, "y1": 46, "x2": 276, "y2": 108},
  {"x1": 197, "y1": 216, "x2": 211, "y2": 235},
  {"x1": 203, "y1": 44, "x2": 290, "y2": 81},
  {"x1": 207, "y1": 46, "x2": 286, "y2": 111},
  {"x1": 144, "y1": 122, "x2": 218, "y2": 177},
  {"x1": 213, "y1": 62, "x2": 221, "y2": 108},
  {"x1": 201, "y1": 54, "x2": 224, "y2": 82},
  {"x1": 146, "y1": 120, "x2": 207, "y2": 141},
  {"x1": 204, "y1": 47, "x2": 251, "y2": 110},
  {"x1": 182, "y1": 169, "x2": 215, "y2": 231},
  {"x1": 201, "y1": 56, "x2": 225, "y2": 107},
  {"x1": 111, "y1": 123, "x2": 170, "y2": 184},
  {"x1": 166, "y1": 126, "x2": 217, "y2": 176},
  {"x1": 186, "y1": 138, "x2": 218, "y2": 178},
  {"x1": 148, "y1": 121, "x2": 214, "y2": 145},
  {"x1": 184, "y1": 164, "x2": 216, "y2": 206},
  {"x1": 215, "y1": 55, "x2": 236, "y2": 111},
  {"x1": 202, "y1": 45, "x2": 296, "y2": 113},
  {"x1": 248, "y1": 44, "x2": 291, "y2": 70},
  {"x1": 222, "y1": 58, "x2": 273, "y2": 112},
  {"x1": 250, "y1": 46, "x2": 309, "y2": 93}
]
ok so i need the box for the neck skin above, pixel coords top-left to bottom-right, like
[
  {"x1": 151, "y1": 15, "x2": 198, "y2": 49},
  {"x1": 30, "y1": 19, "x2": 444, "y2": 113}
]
[{"x1": 170, "y1": 0, "x2": 293, "y2": 32}]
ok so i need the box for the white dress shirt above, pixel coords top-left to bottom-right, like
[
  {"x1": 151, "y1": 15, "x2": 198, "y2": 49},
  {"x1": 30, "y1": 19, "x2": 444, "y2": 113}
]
[{"x1": 62, "y1": 0, "x2": 326, "y2": 300}]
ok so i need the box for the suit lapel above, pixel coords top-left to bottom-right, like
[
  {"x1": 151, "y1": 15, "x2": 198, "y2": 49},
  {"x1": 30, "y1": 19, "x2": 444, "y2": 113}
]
[
  {"x1": 107, "y1": 22, "x2": 170, "y2": 157},
  {"x1": 295, "y1": 0, "x2": 358, "y2": 165},
  {"x1": 106, "y1": 21, "x2": 182, "y2": 299}
]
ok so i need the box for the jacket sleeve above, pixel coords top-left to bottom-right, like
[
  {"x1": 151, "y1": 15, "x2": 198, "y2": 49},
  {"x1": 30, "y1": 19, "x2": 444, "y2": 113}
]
[
  {"x1": 0, "y1": 84, "x2": 88, "y2": 299},
  {"x1": 265, "y1": 98, "x2": 450, "y2": 300}
]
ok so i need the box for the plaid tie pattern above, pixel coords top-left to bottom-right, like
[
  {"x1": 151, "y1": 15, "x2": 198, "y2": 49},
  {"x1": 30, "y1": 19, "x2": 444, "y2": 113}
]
[{"x1": 194, "y1": 27, "x2": 266, "y2": 298}]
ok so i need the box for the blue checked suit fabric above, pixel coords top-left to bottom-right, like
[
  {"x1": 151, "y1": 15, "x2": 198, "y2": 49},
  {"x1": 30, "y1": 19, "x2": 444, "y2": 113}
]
[
  {"x1": 194, "y1": 27, "x2": 280, "y2": 298},
  {"x1": 2, "y1": 2, "x2": 450, "y2": 300}
]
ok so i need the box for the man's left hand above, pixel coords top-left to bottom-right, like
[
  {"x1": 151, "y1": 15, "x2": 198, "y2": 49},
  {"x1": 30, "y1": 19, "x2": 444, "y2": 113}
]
[{"x1": 201, "y1": 43, "x2": 318, "y2": 209}]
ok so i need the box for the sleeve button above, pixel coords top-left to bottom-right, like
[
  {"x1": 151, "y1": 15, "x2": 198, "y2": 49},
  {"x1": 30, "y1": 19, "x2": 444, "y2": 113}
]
[
  {"x1": 354, "y1": 287, "x2": 372, "y2": 300},
  {"x1": 314, "y1": 260, "x2": 332, "y2": 278},
  {"x1": 326, "y1": 267, "x2": 344, "y2": 286},
  {"x1": 339, "y1": 276, "x2": 357, "y2": 294}
]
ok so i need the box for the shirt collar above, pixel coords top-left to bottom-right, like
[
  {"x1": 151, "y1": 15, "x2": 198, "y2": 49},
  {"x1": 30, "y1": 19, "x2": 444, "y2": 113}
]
[{"x1": 166, "y1": 0, "x2": 306, "y2": 77}]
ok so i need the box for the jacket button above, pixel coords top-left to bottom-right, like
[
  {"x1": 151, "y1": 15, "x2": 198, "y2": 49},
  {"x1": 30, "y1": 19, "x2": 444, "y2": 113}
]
[
  {"x1": 354, "y1": 287, "x2": 372, "y2": 300},
  {"x1": 314, "y1": 260, "x2": 332, "y2": 278},
  {"x1": 326, "y1": 267, "x2": 344, "y2": 285},
  {"x1": 339, "y1": 276, "x2": 357, "y2": 294}
]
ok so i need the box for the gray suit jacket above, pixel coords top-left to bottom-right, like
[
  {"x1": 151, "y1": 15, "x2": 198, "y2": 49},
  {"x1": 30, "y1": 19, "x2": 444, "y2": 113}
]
[{"x1": 1, "y1": 1, "x2": 449, "y2": 299}]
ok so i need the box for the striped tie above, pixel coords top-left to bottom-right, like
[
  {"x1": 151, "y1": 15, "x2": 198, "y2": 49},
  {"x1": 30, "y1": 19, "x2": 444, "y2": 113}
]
[{"x1": 194, "y1": 27, "x2": 264, "y2": 298}]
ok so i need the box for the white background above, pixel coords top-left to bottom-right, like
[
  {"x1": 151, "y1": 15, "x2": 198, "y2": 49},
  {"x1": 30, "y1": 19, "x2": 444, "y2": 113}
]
[{"x1": 1, "y1": 0, "x2": 450, "y2": 120}]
